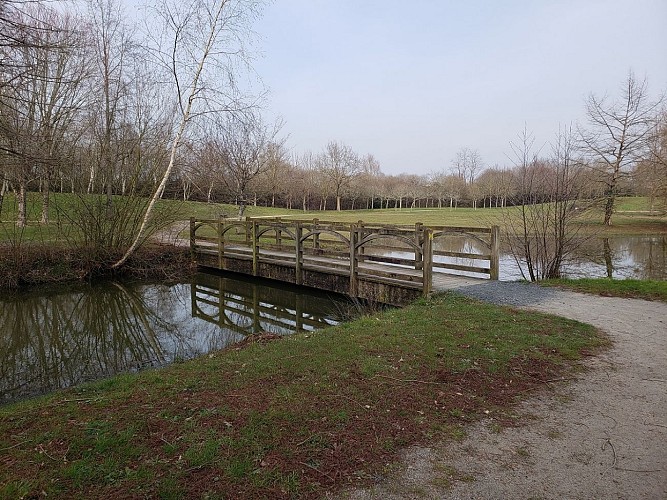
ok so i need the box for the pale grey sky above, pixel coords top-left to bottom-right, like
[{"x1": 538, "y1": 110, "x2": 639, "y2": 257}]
[{"x1": 251, "y1": 0, "x2": 667, "y2": 175}]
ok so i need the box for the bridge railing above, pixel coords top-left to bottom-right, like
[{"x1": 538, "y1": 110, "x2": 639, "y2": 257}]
[{"x1": 190, "y1": 216, "x2": 500, "y2": 298}]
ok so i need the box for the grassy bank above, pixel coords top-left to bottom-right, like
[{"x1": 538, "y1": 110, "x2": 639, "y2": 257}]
[
  {"x1": 0, "y1": 293, "x2": 606, "y2": 499},
  {"x1": 543, "y1": 278, "x2": 667, "y2": 302},
  {"x1": 0, "y1": 244, "x2": 195, "y2": 289}
]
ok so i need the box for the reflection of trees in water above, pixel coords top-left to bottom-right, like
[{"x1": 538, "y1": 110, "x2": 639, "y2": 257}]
[
  {"x1": 0, "y1": 274, "x2": 347, "y2": 405},
  {"x1": 0, "y1": 282, "x2": 184, "y2": 404},
  {"x1": 434, "y1": 234, "x2": 487, "y2": 255},
  {"x1": 552, "y1": 235, "x2": 666, "y2": 279},
  {"x1": 603, "y1": 239, "x2": 614, "y2": 278},
  {"x1": 625, "y1": 236, "x2": 667, "y2": 280},
  {"x1": 469, "y1": 234, "x2": 665, "y2": 280}
]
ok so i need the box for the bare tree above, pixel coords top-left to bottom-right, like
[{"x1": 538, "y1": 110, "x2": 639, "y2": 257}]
[
  {"x1": 113, "y1": 0, "x2": 264, "y2": 268},
  {"x1": 85, "y1": 0, "x2": 135, "y2": 204},
  {"x1": 504, "y1": 127, "x2": 587, "y2": 281},
  {"x1": 215, "y1": 112, "x2": 283, "y2": 217},
  {"x1": 452, "y1": 146, "x2": 482, "y2": 185},
  {"x1": 258, "y1": 140, "x2": 289, "y2": 208},
  {"x1": 1, "y1": 4, "x2": 90, "y2": 226},
  {"x1": 644, "y1": 110, "x2": 667, "y2": 206},
  {"x1": 319, "y1": 141, "x2": 361, "y2": 211},
  {"x1": 293, "y1": 151, "x2": 318, "y2": 211},
  {"x1": 580, "y1": 72, "x2": 663, "y2": 225}
]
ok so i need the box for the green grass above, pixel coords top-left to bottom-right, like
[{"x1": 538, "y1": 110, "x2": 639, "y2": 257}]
[
  {"x1": 615, "y1": 196, "x2": 666, "y2": 212},
  {"x1": 243, "y1": 200, "x2": 667, "y2": 236},
  {"x1": 542, "y1": 278, "x2": 667, "y2": 302},
  {"x1": 2, "y1": 194, "x2": 665, "y2": 246},
  {"x1": 0, "y1": 292, "x2": 606, "y2": 499}
]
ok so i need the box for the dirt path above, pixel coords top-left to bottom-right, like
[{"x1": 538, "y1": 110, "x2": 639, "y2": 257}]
[{"x1": 339, "y1": 289, "x2": 667, "y2": 499}]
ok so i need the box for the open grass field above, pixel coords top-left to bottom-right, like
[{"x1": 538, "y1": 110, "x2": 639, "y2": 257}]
[
  {"x1": 0, "y1": 292, "x2": 605, "y2": 499},
  {"x1": 2, "y1": 193, "x2": 665, "y2": 245}
]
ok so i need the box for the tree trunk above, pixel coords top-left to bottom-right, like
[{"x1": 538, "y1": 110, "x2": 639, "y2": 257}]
[
  {"x1": 41, "y1": 175, "x2": 50, "y2": 224},
  {"x1": 17, "y1": 182, "x2": 27, "y2": 228},
  {"x1": 87, "y1": 163, "x2": 95, "y2": 194},
  {"x1": 603, "y1": 191, "x2": 615, "y2": 226},
  {"x1": 207, "y1": 182, "x2": 214, "y2": 202},
  {"x1": 0, "y1": 179, "x2": 7, "y2": 219}
]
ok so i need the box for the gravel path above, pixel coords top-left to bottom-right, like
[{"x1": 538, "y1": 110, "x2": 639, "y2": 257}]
[{"x1": 339, "y1": 283, "x2": 667, "y2": 500}]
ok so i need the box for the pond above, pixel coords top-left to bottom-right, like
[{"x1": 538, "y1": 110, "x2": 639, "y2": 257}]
[
  {"x1": 501, "y1": 234, "x2": 666, "y2": 280},
  {"x1": 428, "y1": 233, "x2": 666, "y2": 281},
  {"x1": 0, "y1": 272, "x2": 351, "y2": 406},
  {"x1": 371, "y1": 234, "x2": 666, "y2": 281}
]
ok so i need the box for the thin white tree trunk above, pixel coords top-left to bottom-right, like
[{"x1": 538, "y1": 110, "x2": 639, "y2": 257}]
[{"x1": 113, "y1": 1, "x2": 226, "y2": 269}]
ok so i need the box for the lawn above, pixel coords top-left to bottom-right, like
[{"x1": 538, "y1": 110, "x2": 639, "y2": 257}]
[
  {"x1": 2, "y1": 194, "x2": 666, "y2": 246},
  {"x1": 0, "y1": 293, "x2": 606, "y2": 499}
]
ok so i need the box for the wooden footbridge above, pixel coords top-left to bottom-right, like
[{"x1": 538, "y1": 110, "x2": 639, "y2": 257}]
[{"x1": 190, "y1": 217, "x2": 500, "y2": 305}]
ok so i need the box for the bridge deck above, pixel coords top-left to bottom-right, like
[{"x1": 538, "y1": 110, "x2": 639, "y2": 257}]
[{"x1": 195, "y1": 242, "x2": 487, "y2": 295}]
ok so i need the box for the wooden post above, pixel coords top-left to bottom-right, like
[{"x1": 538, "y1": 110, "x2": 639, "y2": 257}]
[
  {"x1": 490, "y1": 225, "x2": 500, "y2": 280},
  {"x1": 422, "y1": 228, "x2": 433, "y2": 296},
  {"x1": 275, "y1": 217, "x2": 282, "y2": 248},
  {"x1": 189, "y1": 217, "x2": 196, "y2": 260},
  {"x1": 295, "y1": 223, "x2": 303, "y2": 285},
  {"x1": 415, "y1": 222, "x2": 424, "y2": 270},
  {"x1": 312, "y1": 218, "x2": 320, "y2": 251},
  {"x1": 357, "y1": 220, "x2": 365, "y2": 262},
  {"x1": 245, "y1": 217, "x2": 251, "y2": 246},
  {"x1": 218, "y1": 215, "x2": 224, "y2": 269},
  {"x1": 349, "y1": 225, "x2": 359, "y2": 297},
  {"x1": 252, "y1": 220, "x2": 259, "y2": 277}
]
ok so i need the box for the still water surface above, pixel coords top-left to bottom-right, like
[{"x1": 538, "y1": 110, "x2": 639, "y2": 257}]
[
  {"x1": 0, "y1": 272, "x2": 350, "y2": 405},
  {"x1": 430, "y1": 234, "x2": 667, "y2": 280}
]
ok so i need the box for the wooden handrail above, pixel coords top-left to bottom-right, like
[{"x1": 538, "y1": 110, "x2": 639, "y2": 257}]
[{"x1": 190, "y1": 216, "x2": 501, "y2": 300}]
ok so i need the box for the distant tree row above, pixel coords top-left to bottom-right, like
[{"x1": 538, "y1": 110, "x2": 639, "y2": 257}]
[{"x1": 1, "y1": 1, "x2": 665, "y2": 230}]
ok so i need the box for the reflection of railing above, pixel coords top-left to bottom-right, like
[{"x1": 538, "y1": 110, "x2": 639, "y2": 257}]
[
  {"x1": 191, "y1": 273, "x2": 340, "y2": 336},
  {"x1": 190, "y1": 217, "x2": 500, "y2": 301}
]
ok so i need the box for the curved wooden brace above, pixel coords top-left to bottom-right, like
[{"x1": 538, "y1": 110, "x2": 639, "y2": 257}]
[
  {"x1": 220, "y1": 222, "x2": 249, "y2": 238},
  {"x1": 357, "y1": 233, "x2": 420, "y2": 252},
  {"x1": 433, "y1": 230, "x2": 490, "y2": 250},
  {"x1": 300, "y1": 228, "x2": 350, "y2": 246},
  {"x1": 193, "y1": 221, "x2": 216, "y2": 235},
  {"x1": 256, "y1": 225, "x2": 297, "y2": 241}
]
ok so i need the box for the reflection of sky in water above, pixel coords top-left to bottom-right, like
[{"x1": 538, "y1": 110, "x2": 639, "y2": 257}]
[
  {"x1": 0, "y1": 274, "x2": 348, "y2": 405},
  {"x1": 138, "y1": 283, "x2": 245, "y2": 364}
]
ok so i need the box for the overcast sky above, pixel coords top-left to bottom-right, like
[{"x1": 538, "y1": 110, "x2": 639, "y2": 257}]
[{"x1": 250, "y1": 0, "x2": 667, "y2": 176}]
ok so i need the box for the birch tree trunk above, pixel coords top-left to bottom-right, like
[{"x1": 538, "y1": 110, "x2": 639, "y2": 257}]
[{"x1": 113, "y1": 1, "x2": 231, "y2": 268}]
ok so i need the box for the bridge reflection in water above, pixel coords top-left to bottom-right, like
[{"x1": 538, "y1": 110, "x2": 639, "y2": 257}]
[
  {"x1": 191, "y1": 271, "x2": 349, "y2": 336},
  {"x1": 0, "y1": 272, "x2": 348, "y2": 405}
]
